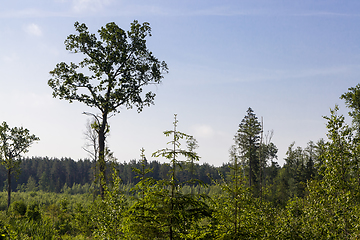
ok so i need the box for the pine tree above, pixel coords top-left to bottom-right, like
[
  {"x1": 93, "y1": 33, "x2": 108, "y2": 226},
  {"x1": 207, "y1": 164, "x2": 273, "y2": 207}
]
[
  {"x1": 126, "y1": 114, "x2": 211, "y2": 239},
  {"x1": 234, "y1": 107, "x2": 262, "y2": 194}
]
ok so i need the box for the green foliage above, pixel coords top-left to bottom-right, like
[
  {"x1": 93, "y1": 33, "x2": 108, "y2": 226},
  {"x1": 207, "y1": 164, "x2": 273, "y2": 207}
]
[
  {"x1": 233, "y1": 107, "x2": 278, "y2": 199},
  {"x1": 126, "y1": 186, "x2": 211, "y2": 239},
  {"x1": 266, "y1": 141, "x2": 321, "y2": 206},
  {"x1": 6, "y1": 82, "x2": 360, "y2": 238},
  {"x1": 0, "y1": 122, "x2": 39, "y2": 209},
  {"x1": 11, "y1": 201, "x2": 26, "y2": 216},
  {"x1": 235, "y1": 107, "x2": 262, "y2": 191},
  {"x1": 48, "y1": 20, "x2": 168, "y2": 112},
  {"x1": 72, "y1": 203, "x2": 94, "y2": 237},
  {"x1": 48, "y1": 20, "x2": 168, "y2": 198},
  {"x1": 209, "y1": 143, "x2": 276, "y2": 239},
  {"x1": 300, "y1": 181, "x2": 360, "y2": 239},
  {"x1": 25, "y1": 176, "x2": 38, "y2": 192},
  {"x1": 0, "y1": 157, "x2": 228, "y2": 193},
  {"x1": 9, "y1": 218, "x2": 58, "y2": 239},
  {"x1": 26, "y1": 202, "x2": 41, "y2": 221},
  {"x1": 0, "y1": 122, "x2": 39, "y2": 171},
  {"x1": 90, "y1": 168, "x2": 128, "y2": 239},
  {"x1": 322, "y1": 105, "x2": 357, "y2": 191},
  {"x1": 275, "y1": 105, "x2": 360, "y2": 239},
  {"x1": 125, "y1": 115, "x2": 212, "y2": 240},
  {"x1": 130, "y1": 148, "x2": 155, "y2": 200},
  {"x1": 211, "y1": 186, "x2": 276, "y2": 239},
  {"x1": 340, "y1": 83, "x2": 360, "y2": 136}
]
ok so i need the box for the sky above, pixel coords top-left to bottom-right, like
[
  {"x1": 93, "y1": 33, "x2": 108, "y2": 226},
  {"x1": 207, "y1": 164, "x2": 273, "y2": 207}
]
[{"x1": 1, "y1": 0, "x2": 360, "y2": 166}]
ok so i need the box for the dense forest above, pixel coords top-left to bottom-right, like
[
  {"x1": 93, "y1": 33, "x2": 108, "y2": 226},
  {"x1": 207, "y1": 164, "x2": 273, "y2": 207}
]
[
  {"x1": 1, "y1": 157, "x2": 229, "y2": 193},
  {"x1": 2, "y1": 148, "x2": 318, "y2": 209}
]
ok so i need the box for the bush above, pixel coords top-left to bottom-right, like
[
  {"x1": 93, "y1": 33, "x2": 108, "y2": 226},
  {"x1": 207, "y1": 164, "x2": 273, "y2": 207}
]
[
  {"x1": 12, "y1": 201, "x2": 27, "y2": 216},
  {"x1": 26, "y1": 202, "x2": 41, "y2": 221}
]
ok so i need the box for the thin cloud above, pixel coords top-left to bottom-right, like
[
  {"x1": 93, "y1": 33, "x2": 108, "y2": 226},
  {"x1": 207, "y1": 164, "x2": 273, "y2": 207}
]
[
  {"x1": 194, "y1": 125, "x2": 215, "y2": 138},
  {"x1": 0, "y1": 8, "x2": 67, "y2": 18},
  {"x1": 175, "y1": 63, "x2": 360, "y2": 87},
  {"x1": 192, "y1": 124, "x2": 228, "y2": 139},
  {"x1": 72, "y1": 0, "x2": 112, "y2": 13},
  {"x1": 256, "y1": 65, "x2": 360, "y2": 81},
  {"x1": 113, "y1": 4, "x2": 264, "y2": 17},
  {"x1": 192, "y1": 9, "x2": 360, "y2": 18},
  {"x1": 215, "y1": 65, "x2": 360, "y2": 84},
  {"x1": 189, "y1": 5, "x2": 265, "y2": 17},
  {"x1": 0, "y1": 8, "x2": 40, "y2": 18},
  {"x1": 291, "y1": 11, "x2": 360, "y2": 17},
  {"x1": 0, "y1": 92, "x2": 54, "y2": 109},
  {"x1": 1, "y1": 53, "x2": 18, "y2": 63},
  {"x1": 0, "y1": 2, "x2": 359, "y2": 19},
  {"x1": 24, "y1": 23, "x2": 42, "y2": 37}
]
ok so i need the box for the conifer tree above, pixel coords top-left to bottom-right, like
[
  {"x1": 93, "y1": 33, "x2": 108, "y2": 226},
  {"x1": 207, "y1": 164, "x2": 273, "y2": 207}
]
[
  {"x1": 235, "y1": 107, "x2": 262, "y2": 193},
  {"x1": 126, "y1": 114, "x2": 211, "y2": 239},
  {"x1": 211, "y1": 144, "x2": 274, "y2": 239}
]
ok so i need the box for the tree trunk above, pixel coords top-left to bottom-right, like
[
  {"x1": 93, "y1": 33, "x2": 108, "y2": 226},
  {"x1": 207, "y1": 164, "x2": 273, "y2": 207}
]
[
  {"x1": 249, "y1": 139, "x2": 252, "y2": 188},
  {"x1": 98, "y1": 113, "x2": 108, "y2": 199},
  {"x1": 169, "y1": 122, "x2": 176, "y2": 240},
  {"x1": 234, "y1": 157, "x2": 238, "y2": 237},
  {"x1": 7, "y1": 168, "x2": 11, "y2": 210}
]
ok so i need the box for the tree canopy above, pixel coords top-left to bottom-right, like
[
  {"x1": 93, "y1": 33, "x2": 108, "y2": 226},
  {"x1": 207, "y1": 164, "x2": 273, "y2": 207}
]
[
  {"x1": 0, "y1": 122, "x2": 39, "y2": 208},
  {"x1": 48, "y1": 20, "x2": 168, "y2": 198}
]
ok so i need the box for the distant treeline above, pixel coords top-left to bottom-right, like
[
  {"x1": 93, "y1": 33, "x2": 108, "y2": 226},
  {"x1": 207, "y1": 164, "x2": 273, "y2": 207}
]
[
  {"x1": 1, "y1": 151, "x2": 320, "y2": 207},
  {"x1": 0, "y1": 157, "x2": 232, "y2": 193}
]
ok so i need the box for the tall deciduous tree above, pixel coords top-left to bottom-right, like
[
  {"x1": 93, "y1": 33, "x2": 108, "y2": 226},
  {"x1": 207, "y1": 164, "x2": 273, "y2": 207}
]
[
  {"x1": 298, "y1": 105, "x2": 360, "y2": 239},
  {"x1": 322, "y1": 105, "x2": 355, "y2": 191},
  {"x1": 48, "y1": 20, "x2": 168, "y2": 198},
  {"x1": 340, "y1": 83, "x2": 360, "y2": 136},
  {"x1": 0, "y1": 122, "x2": 39, "y2": 209}
]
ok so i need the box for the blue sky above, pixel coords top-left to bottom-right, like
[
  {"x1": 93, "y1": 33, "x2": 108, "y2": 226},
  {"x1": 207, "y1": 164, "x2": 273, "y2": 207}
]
[{"x1": 1, "y1": 0, "x2": 360, "y2": 166}]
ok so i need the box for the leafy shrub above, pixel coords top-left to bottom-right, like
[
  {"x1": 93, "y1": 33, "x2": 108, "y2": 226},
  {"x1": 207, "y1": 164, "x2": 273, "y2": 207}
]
[
  {"x1": 12, "y1": 201, "x2": 27, "y2": 216},
  {"x1": 26, "y1": 202, "x2": 41, "y2": 221}
]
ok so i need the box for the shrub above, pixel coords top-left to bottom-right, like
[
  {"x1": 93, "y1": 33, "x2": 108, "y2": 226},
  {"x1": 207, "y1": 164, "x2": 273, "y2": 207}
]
[
  {"x1": 12, "y1": 201, "x2": 27, "y2": 216},
  {"x1": 26, "y1": 202, "x2": 41, "y2": 221}
]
